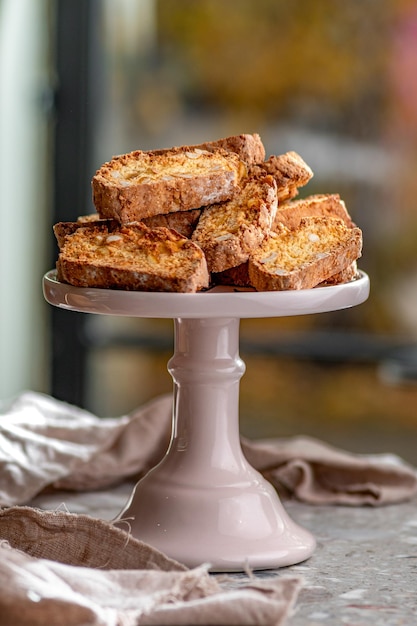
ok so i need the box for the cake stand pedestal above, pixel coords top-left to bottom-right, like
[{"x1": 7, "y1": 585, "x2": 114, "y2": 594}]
[{"x1": 43, "y1": 270, "x2": 370, "y2": 571}]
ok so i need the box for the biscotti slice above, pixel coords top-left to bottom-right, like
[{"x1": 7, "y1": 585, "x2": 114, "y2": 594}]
[
  {"x1": 210, "y1": 194, "x2": 357, "y2": 288},
  {"x1": 318, "y1": 261, "x2": 359, "y2": 286},
  {"x1": 211, "y1": 262, "x2": 251, "y2": 288},
  {"x1": 251, "y1": 151, "x2": 313, "y2": 202},
  {"x1": 274, "y1": 194, "x2": 355, "y2": 230},
  {"x1": 142, "y1": 208, "x2": 202, "y2": 238},
  {"x1": 195, "y1": 133, "x2": 265, "y2": 164},
  {"x1": 248, "y1": 216, "x2": 362, "y2": 291},
  {"x1": 54, "y1": 221, "x2": 83, "y2": 249},
  {"x1": 92, "y1": 146, "x2": 246, "y2": 222},
  {"x1": 54, "y1": 209, "x2": 202, "y2": 250},
  {"x1": 212, "y1": 259, "x2": 359, "y2": 289},
  {"x1": 53, "y1": 218, "x2": 119, "y2": 249},
  {"x1": 56, "y1": 222, "x2": 209, "y2": 293},
  {"x1": 191, "y1": 174, "x2": 278, "y2": 273}
]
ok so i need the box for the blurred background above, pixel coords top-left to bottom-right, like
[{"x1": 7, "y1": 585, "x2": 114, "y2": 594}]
[{"x1": 1, "y1": 0, "x2": 417, "y2": 462}]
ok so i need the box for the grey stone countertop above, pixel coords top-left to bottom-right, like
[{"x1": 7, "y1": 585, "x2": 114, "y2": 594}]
[
  {"x1": 256, "y1": 498, "x2": 417, "y2": 625},
  {"x1": 33, "y1": 484, "x2": 417, "y2": 625}
]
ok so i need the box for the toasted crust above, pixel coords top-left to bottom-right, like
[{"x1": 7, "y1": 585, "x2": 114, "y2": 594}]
[
  {"x1": 56, "y1": 222, "x2": 209, "y2": 293},
  {"x1": 213, "y1": 259, "x2": 359, "y2": 289},
  {"x1": 142, "y1": 208, "x2": 202, "y2": 238},
  {"x1": 191, "y1": 174, "x2": 278, "y2": 273},
  {"x1": 195, "y1": 133, "x2": 265, "y2": 164},
  {"x1": 55, "y1": 207, "x2": 203, "y2": 247},
  {"x1": 248, "y1": 216, "x2": 362, "y2": 291},
  {"x1": 53, "y1": 217, "x2": 118, "y2": 249},
  {"x1": 211, "y1": 262, "x2": 251, "y2": 288},
  {"x1": 251, "y1": 151, "x2": 313, "y2": 202},
  {"x1": 274, "y1": 194, "x2": 355, "y2": 230},
  {"x1": 318, "y1": 261, "x2": 359, "y2": 286},
  {"x1": 54, "y1": 221, "x2": 82, "y2": 249},
  {"x1": 92, "y1": 147, "x2": 246, "y2": 222}
]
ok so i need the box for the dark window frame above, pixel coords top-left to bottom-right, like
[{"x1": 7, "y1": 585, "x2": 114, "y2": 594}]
[{"x1": 51, "y1": 0, "x2": 96, "y2": 407}]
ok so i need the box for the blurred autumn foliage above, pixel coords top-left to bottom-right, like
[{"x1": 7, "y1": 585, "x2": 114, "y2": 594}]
[{"x1": 157, "y1": 0, "x2": 390, "y2": 133}]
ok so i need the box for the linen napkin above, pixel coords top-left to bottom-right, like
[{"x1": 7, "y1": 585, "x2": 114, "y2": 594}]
[
  {"x1": 1, "y1": 390, "x2": 416, "y2": 507},
  {"x1": 241, "y1": 435, "x2": 417, "y2": 506},
  {"x1": 0, "y1": 508, "x2": 302, "y2": 626}
]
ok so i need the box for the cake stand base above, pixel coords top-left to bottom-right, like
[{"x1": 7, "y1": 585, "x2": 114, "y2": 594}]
[
  {"x1": 115, "y1": 317, "x2": 316, "y2": 571},
  {"x1": 117, "y1": 456, "x2": 315, "y2": 572}
]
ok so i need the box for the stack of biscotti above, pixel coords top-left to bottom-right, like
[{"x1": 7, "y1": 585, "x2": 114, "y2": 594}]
[
  {"x1": 54, "y1": 132, "x2": 362, "y2": 293},
  {"x1": 55, "y1": 134, "x2": 265, "y2": 293},
  {"x1": 213, "y1": 192, "x2": 362, "y2": 289}
]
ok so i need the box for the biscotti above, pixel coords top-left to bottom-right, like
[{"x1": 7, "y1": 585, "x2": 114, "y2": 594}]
[
  {"x1": 53, "y1": 217, "x2": 118, "y2": 249},
  {"x1": 212, "y1": 260, "x2": 359, "y2": 289},
  {"x1": 52, "y1": 132, "x2": 364, "y2": 294},
  {"x1": 212, "y1": 193, "x2": 357, "y2": 288},
  {"x1": 191, "y1": 173, "x2": 278, "y2": 273},
  {"x1": 211, "y1": 262, "x2": 252, "y2": 288},
  {"x1": 92, "y1": 146, "x2": 246, "y2": 223},
  {"x1": 248, "y1": 216, "x2": 362, "y2": 291},
  {"x1": 251, "y1": 151, "x2": 313, "y2": 202},
  {"x1": 319, "y1": 261, "x2": 359, "y2": 286},
  {"x1": 56, "y1": 222, "x2": 209, "y2": 293},
  {"x1": 55, "y1": 207, "x2": 203, "y2": 243},
  {"x1": 141, "y1": 208, "x2": 202, "y2": 238},
  {"x1": 195, "y1": 133, "x2": 265, "y2": 164},
  {"x1": 274, "y1": 193, "x2": 355, "y2": 230}
]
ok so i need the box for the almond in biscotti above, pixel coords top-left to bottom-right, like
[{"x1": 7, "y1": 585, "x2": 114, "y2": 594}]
[
  {"x1": 92, "y1": 146, "x2": 246, "y2": 223},
  {"x1": 248, "y1": 216, "x2": 362, "y2": 291},
  {"x1": 56, "y1": 222, "x2": 209, "y2": 293},
  {"x1": 191, "y1": 174, "x2": 278, "y2": 274}
]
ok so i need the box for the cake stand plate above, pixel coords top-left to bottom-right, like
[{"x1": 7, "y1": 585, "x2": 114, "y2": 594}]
[{"x1": 43, "y1": 270, "x2": 370, "y2": 571}]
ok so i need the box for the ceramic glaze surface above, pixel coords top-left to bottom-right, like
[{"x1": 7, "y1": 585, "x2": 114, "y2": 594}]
[
  {"x1": 42, "y1": 270, "x2": 370, "y2": 570},
  {"x1": 116, "y1": 316, "x2": 316, "y2": 570},
  {"x1": 43, "y1": 270, "x2": 370, "y2": 319}
]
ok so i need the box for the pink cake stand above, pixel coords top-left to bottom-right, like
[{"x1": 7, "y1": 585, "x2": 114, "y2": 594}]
[{"x1": 43, "y1": 269, "x2": 370, "y2": 571}]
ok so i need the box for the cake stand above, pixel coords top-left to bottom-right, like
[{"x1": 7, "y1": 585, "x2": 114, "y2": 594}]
[{"x1": 43, "y1": 270, "x2": 370, "y2": 571}]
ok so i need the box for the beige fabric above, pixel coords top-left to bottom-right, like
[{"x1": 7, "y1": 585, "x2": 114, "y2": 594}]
[
  {"x1": 1, "y1": 391, "x2": 416, "y2": 507},
  {"x1": 241, "y1": 435, "x2": 417, "y2": 506},
  {"x1": 0, "y1": 509, "x2": 302, "y2": 626},
  {"x1": 0, "y1": 506, "x2": 185, "y2": 570},
  {"x1": 0, "y1": 391, "x2": 172, "y2": 504},
  {"x1": 1, "y1": 391, "x2": 417, "y2": 624}
]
